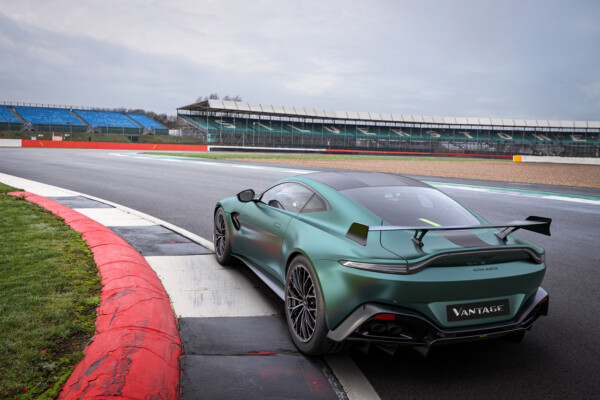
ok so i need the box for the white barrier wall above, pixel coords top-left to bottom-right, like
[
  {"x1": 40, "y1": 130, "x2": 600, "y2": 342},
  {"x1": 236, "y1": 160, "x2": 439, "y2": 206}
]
[
  {"x1": 513, "y1": 155, "x2": 600, "y2": 165},
  {"x1": 0, "y1": 139, "x2": 22, "y2": 147},
  {"x1": 207, "y1": 145, "x2": 326, "y2": 153}
]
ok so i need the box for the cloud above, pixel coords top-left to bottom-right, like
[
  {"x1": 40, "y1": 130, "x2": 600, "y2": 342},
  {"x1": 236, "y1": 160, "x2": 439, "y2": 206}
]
[
  {"x1": 284, "y1": 73, "x2": 341, "y2": 96},
  {"x1": 581, "y1": 82, "x2": 600, "y2": 98},
  {"x1": 0, "y1": 13, "x2": 212, "y2": 113},
  {"x1": 0, "y1": 0, "x2": 598, "y2": 120}
]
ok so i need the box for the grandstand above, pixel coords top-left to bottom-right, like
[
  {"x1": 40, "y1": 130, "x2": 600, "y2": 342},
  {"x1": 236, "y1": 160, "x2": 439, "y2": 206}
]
[
  {"x1": 178, "y1": 100, "x2": 600, "y2": 157},
  {"x1": 13, "y1": 106, "x2": 85, "y2": 126},
  {"x1": 3, "y1": 99, "x2": 597, "y2": 157},
  {"x1": 0, "y1": 102, "x2": 168, "y2": 135}
]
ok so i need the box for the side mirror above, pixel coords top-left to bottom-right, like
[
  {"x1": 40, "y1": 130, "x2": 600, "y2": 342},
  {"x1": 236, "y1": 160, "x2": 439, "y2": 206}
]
[
  {"x1": 268, "y1": 199, "x2": 284, "y2": 209},
  {"x1": 237, "y1": 189, "x2": 255, "y2": 203}
]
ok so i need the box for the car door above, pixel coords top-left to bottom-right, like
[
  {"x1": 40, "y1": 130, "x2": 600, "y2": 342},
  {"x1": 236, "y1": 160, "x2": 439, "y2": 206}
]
[{"x1": 237, "y1": 182, "x2": 315, "y2": 280}]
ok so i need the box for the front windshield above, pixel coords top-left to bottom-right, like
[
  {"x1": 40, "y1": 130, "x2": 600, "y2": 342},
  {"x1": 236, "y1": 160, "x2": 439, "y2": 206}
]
[{"x1": 341, "y1": 186, "x2": 481, "y2": 227}]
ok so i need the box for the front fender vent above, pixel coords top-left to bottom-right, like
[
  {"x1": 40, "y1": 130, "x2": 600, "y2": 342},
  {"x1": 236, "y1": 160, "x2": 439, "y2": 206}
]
[{"x1": 231, "y1": 212, "x2": 241, "y2": 230}]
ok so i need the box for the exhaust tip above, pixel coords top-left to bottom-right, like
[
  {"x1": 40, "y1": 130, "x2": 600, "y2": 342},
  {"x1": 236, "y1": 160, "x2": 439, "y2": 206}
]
[
  {"x1": 387, "y1": 324, "x2": 403, "y2": 335},
  {"x1": 368, "y1": 321, "x2": 386, "y2": 334}
]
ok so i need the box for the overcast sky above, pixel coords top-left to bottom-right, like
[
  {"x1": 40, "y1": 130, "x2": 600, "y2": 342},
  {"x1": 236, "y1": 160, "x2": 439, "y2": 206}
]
[{"x1": 1, "y1": 0, "x2": 598, "y2": 121}]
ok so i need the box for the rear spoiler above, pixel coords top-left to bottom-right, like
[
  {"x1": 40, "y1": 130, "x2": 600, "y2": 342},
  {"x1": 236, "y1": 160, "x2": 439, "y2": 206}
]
[{"x1": 346, "y1": 216, "x2": 552, "y2": 247}]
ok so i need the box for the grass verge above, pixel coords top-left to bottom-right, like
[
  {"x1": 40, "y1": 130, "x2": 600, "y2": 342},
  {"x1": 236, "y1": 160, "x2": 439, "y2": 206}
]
[
  {"x1": 145, "y1": 152, "x2": 495, "y2": 162},
  {"x1": 0, "y1": 182, "x2": 101, "y2": 399}
]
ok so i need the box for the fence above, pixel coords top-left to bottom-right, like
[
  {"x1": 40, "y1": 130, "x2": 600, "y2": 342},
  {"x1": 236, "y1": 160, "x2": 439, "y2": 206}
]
[{"x1": 179, "y1": 122, "x2": 599, "y2": 158}]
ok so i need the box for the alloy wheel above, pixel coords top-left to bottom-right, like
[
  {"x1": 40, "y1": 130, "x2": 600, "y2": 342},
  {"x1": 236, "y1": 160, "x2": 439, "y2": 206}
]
[
  {"x1": 214, "y1": 210, "x2": 227, "y2": 259},
  {"x1": 286, "y1": 264, "x2": 317, "y2": 342}
]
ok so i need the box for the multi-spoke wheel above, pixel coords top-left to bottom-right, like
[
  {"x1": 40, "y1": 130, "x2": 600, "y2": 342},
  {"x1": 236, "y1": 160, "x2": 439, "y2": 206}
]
[
  {"x1": 285, "y1": 255, "x2": 349, "y2": 355},
  {"x1": 287, "y1": 263, "x2": 317, "y2": 342},
  {"x1": 213, "y1": 207, "x2": 233, "y2": 265}
]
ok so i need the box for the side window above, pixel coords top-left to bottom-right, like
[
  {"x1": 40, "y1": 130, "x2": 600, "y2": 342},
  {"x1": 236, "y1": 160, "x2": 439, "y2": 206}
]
[
  {"x1": 301, "y1": 194, "x2": 328, "y2": 213},
  {"x1": 260, "y1": 183, "x2": 316, "y2": 213}
]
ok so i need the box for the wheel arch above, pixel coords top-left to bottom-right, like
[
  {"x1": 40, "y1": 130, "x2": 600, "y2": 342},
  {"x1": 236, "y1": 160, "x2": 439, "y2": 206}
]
[
  {"x1": 285, "y1": 250, "x2": 308, "y2": 276},
  {"x1": 213, "y1": 200, "x2": 243, "y2": 255},
  {"x1": 285, "y1": 250, "x2": 333, "y2": 328}
]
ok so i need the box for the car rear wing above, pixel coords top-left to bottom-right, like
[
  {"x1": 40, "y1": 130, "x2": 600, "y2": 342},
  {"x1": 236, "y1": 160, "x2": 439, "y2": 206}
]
[{"x1": 346, "y1": 216, "x2": 552, "y2": 247}]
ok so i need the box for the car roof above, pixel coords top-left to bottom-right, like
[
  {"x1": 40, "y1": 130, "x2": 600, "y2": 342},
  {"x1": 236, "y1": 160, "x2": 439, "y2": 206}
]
[{"x1": 302, "y1": 171, "x2": 430, "y2": 191}]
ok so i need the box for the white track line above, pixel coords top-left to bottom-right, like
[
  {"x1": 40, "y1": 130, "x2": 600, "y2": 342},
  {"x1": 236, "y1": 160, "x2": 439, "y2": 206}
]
[
  {"x1": 326, "y1": 354, "x2": 381, "y2": 400},
  {"x1": 431, "y1": 183, "x2": 600, "y2": 205},
  {"x1": 110, "y1": 152, "x2": 315, "y2": 174}
]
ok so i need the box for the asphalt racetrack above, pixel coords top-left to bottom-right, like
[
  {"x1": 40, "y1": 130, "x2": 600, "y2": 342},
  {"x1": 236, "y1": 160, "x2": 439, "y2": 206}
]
[{"x1": 1, "y1": 148, "x2": 599, "y2": 399}]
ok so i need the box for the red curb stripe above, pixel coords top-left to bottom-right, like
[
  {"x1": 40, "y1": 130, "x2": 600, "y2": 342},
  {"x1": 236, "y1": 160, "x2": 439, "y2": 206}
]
[
  {"x1": 68, "y1": 218, "x2": 116, "y2": 235},
  {"x1": 22, "y1": 139, "x2": 208, "y2": 152},
  {"x1": 8, "y1": 192, "x2": 181, "y2": 399},
  {"x1": 100, "y1": 274, "x2": 168, "y2": 296},
  {"x1": 92, "y1": 245, "x2": 149, "y2": 267},
  {"x1": 82, "y1": 230, "x2": 131, "y2": 248}
]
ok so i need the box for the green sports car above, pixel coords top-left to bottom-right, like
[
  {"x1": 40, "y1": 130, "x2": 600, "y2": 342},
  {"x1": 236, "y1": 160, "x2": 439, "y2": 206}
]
[{"x1": 213, "y1": 171, "x2": 551, "y2": 356}]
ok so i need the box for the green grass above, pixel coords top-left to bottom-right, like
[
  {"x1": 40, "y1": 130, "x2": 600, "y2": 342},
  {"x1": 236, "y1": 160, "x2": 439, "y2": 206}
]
[
  {"x1": 0, "y1": 183, "x2": 21, "y2": 193},
  {"x1": 0, "y1": 183, "x2": 102, "y2": 399},
  {"x1": 145, "y1": 152, "x2": 496, "y2": 162}
]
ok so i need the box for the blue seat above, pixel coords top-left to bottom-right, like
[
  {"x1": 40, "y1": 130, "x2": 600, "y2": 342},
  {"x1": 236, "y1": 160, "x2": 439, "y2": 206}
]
[
  {"x1": 0, "y1": 105, "x2": 20, "y2": 123},
  {"x1": 75, "y1": 110, "x2": 139, "y2": 128},
  {"x1": 12, "y1": 106, "x2": 85, "y2": 125},
  {"x1": 126, "y1": 113, "x2": 166, "y2": 129}
]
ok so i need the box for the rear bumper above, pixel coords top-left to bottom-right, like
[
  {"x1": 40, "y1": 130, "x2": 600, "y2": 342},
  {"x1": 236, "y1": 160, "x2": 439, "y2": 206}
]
[{"x1": 327, "y1": 287, "x2": 548, "y2": 353}]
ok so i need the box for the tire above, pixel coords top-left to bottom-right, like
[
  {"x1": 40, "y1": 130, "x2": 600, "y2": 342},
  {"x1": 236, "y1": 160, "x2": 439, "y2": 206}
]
[
  {"x1": 213, "y1": 207, "x2": 234, "y2": 265},
  {"x1": 285, "y1": 255, "x2": 348, "y2": 355}
]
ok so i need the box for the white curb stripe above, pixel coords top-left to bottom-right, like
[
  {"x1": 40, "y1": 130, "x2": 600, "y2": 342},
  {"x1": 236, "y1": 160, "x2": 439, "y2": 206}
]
[{"x1": 541, "y1": 196, "x2": 600, "y2": 205}]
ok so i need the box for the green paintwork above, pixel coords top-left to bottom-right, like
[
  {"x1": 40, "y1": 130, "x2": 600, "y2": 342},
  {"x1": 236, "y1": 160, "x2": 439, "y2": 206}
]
[{"x1": 216, "y1": 174, "x2": 547, "y2": 334}]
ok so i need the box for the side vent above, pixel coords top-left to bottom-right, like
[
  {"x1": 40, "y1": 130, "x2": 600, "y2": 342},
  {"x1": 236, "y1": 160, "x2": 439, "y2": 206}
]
[
  {"x1": 231, "y1": 212, "x2": 241, "y2": 230},
  {"x1": 346, "y1": 223, "x2": 369, "y2": 246}
]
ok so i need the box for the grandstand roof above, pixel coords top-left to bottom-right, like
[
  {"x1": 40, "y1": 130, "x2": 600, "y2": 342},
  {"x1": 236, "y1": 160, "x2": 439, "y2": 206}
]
[{"x1": 178, "y1": 100, "x2": 600, "y2": 130}]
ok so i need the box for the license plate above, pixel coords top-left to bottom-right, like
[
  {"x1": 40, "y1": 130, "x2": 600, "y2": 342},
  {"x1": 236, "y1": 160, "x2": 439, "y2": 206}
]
[{"x1": 446, "y1": 299, "x2": 510, "y2": 322}]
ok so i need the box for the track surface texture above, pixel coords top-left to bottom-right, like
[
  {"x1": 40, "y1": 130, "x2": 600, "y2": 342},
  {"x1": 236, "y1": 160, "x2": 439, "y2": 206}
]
[{"x1": 1, "y1": 148, "x2": 599, "y2": 399}]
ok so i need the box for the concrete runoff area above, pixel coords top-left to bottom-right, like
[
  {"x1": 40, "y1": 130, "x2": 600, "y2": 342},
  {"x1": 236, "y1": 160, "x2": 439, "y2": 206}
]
[
  {"x1": 180, "y1": 317, "x2": 346, "y2": 399},
  {"x1": 146, "y1": 255, "x2": 281, "y2": 318},
  {"x1": 109, "y1": 226, "x2": 211, "y2": 257},
  {"x1": 76, "y1": 208, "x2": 157, "y2": 226},
  {"x1": 148, "y1": 254, "x2": 348, "y2": 398},
  {"x1": 47, "y1": 196, "x2": 114, "y2": 208}
]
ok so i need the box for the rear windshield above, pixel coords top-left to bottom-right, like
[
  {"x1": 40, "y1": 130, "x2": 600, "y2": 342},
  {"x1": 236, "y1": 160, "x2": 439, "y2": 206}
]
[{"x1": 341, "y1": 186, "x2": 481, "y2": 226}]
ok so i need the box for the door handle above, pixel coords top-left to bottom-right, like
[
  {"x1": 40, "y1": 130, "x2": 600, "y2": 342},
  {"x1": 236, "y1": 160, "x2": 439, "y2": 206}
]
[{"x1": 273, "y1": 222, "x2": 281, "y2": 229}]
